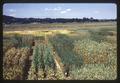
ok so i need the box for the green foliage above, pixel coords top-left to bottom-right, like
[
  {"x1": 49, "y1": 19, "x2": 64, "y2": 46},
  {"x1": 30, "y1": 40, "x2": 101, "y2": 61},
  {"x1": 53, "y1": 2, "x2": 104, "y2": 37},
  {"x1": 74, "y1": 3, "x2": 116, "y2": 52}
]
[
  {"x1": 43, "y1": 43, "x2": 55, "y2": 68},
  {"x1": 12, "y1": 34, "x2": 34, "y2": 48},
  {"x1": 33, "y1": 42, "x2": 55, "y2": 69},
  {"x1": 49, "y1": 34, "x2": 83, "y2": 68},
  {"x1": 30, "y1": 41, "x2": 56, "y2": 80},
  {"x1": 89, "y1": 30, "x2": 106, "y2": 42},
  {"x1": 89, "y1": 27, "x2": 116, "y2": 43},
  {"x1": 33, "y1": 44, "x2": 43, "y2": 68}
]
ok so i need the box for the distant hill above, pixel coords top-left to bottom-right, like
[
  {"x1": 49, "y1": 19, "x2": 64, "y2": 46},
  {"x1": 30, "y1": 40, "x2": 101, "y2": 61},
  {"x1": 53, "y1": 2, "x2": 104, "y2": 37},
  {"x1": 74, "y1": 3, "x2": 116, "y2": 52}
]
[
  {"x1": 3, "y1": 15, "x2": 116, "y2": 24},
  {"x1": 3, "y1": 15, "x2": 30, "y2": 24}
]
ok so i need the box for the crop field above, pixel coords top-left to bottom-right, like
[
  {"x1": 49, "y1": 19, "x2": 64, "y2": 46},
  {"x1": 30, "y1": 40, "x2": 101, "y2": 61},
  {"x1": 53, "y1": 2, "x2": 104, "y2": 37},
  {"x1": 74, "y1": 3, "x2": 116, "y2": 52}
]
[{"x1": 3, "y1": 22, "x2": 117, "y2": 80}]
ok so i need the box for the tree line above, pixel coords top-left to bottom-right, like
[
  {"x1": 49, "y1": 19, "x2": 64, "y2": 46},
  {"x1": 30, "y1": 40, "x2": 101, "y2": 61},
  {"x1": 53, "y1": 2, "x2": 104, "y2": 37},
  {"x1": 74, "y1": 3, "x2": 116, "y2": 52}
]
[{"x1": 3, "y1": 15, "x2": 116, "y2": 24}]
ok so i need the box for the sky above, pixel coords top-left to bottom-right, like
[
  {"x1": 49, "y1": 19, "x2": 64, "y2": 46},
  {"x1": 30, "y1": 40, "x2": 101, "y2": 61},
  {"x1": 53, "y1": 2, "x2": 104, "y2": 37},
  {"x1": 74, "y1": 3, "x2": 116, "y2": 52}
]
[{"x1": 3, "y1": 3, "x2": 117, "y2": 19}]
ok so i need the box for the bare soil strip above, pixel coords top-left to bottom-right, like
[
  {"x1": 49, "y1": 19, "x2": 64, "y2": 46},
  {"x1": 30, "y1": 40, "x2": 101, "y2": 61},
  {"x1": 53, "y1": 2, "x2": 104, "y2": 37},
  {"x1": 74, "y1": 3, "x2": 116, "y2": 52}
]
[
  {"x1": 52, "y1": 51, "x2": 64, "y2": 73},
  {"x1": 45, "y1": 34, "x2": 65, "y2": 77}
]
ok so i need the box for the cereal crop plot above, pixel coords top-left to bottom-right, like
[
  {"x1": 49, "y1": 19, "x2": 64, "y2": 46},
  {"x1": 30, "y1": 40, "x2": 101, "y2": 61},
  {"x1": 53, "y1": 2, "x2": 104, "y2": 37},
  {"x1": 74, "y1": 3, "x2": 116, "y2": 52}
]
[
  {"x1": 3, "y1": 22, "x2": 117, "y2": 80},
  {"x1": 49, "y1": 34, "x2": 83, "y2": 78},
  {"x1": 27, "y1": 39, "x2": 57, "y2": 80},
  {"x1": 3, "y1": 47, "x2": 30, "y2": 80}
]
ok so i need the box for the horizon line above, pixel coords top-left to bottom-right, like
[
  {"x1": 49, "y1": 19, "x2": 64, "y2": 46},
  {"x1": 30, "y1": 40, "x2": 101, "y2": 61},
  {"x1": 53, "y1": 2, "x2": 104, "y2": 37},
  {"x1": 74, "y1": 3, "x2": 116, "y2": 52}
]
[{"x1": 3, "y1": 15, "x2": 116, "y2": 20}]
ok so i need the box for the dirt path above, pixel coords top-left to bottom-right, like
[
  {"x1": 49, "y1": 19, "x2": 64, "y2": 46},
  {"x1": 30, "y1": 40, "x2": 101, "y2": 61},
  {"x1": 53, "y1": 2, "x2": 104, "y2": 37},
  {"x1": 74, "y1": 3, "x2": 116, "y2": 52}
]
[
  {"x1": 52, "y1": 50, "x2": 64, "y2": 73},
  {"x1": 45, "y1": 34, "x2": 64, "y2": 76}
]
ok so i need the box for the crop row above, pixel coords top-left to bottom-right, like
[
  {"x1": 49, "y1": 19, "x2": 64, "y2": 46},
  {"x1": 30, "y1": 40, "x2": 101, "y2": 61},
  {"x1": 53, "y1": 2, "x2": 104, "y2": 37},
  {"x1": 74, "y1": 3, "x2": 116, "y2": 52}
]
[
  {"x1": 28, "y1": 40, "x2": 58, "y2": 80},
  {"x1": 49, "y1": 34, "x2": 83, "y2": 77}
]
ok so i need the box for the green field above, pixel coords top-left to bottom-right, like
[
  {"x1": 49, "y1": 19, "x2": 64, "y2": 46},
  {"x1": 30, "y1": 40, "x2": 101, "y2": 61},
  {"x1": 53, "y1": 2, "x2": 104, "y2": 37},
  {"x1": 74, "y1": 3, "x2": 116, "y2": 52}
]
[{"x1": 3, "y1": 22, "x2": 117, "y2": 80}]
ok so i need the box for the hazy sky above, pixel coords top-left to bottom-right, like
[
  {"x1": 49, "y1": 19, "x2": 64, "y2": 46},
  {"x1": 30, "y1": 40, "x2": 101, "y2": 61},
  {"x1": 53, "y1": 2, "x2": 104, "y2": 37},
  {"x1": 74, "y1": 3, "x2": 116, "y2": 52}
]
[{"x1": 3, "y1": 3, "x2": 117, "y2": 19}]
